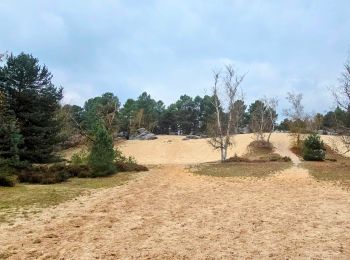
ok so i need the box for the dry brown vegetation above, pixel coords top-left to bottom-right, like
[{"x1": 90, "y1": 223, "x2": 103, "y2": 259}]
[
  {"x1": 303, "y1": 146, "x2": 350, "y2": 188},
  {"x1": 194, "y1": 139, "x2": 292, "y2": 178},
  {"x1": 193, "y1": 161, "x2": 291, "y2": 178}
]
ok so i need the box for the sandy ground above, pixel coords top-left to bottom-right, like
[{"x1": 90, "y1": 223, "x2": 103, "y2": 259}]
[
  {"x1": 322, "y1": 135, "x2": 350, "y2": 157},
  {"x1": 119, "y1": 133, "x2": 298, "y2": 164},
  {"x1": 1, "y1": 165, "x2": 350, "y2": 259},
  {"x1": 1, "y1": 133, "x2": 350, "y2": 259}
]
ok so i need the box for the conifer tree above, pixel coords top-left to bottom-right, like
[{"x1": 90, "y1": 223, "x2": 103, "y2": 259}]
[
  {"x1": 88, "y1": 124, "x2": 116, "y2": 177},
  {"x1": 0, "y1": 53, "x2": 63, "y2": 163},
  {"x1": 0, "y1": 90, "x2": 23, "y2": 166}
]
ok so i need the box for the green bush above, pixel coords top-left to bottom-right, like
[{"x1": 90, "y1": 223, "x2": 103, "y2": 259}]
[
  {"x1": 0, "y1": 158, "x2": 26, "y2": 187},
  {"x1": 0, "y1": 174, "x2": 17, "y2": 187},
  {"x1": 114, "y1": 151, "x2": 148, "y2": 172},
  {"x1": 0, "y1": 167, "x2": 17, "y2": 187},
  {"x1": 70, "y1": 150, "x2": 89, "y2": 166},
  {"x1": 88, "y1": 125, "x2": 116, "y2": 177},
  {"x1": 303, "y1": 133, "x2": 326, "y2": 161},
  {"x1": 115, "y1": 161, "x2": 148, "y2": 172}
]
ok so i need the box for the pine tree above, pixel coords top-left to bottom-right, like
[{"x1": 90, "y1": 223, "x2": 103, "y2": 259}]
[
  {"x1": 303, "y1": 133, "x2": 326, "y2": 161},
  {"x1": 0, "y1": 53, "x2": 63, "y2": 163},
  {"x1": 0, "y1": 90, "x2": 23, "y2": 166},
  {"x1": 88, "y1": 124, "x2": 116, "y2": 177}
]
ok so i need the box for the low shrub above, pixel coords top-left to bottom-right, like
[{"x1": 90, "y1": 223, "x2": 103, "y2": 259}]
[
  {"x1": 70, "y1": 150, "x2": 89, "y2": 166},
  {"x1": 248, "y1": 140, "x2": 273, "y2": 150},
  {"x1": 224, "y1": 154, "x2": 251, "y2": 163},
  {"x1": 65, "y1": 164, "x2": 91, "y2": 178},
  {"x1": 69, "y1": 150, "x2": 148, "y2": 178},
  {"x1": 225, "y1": 153, "x2": 291, "y2": 163},
  {"x1": 265, "y1": 153, "x2": 292, "y2": 162},
  {"x1": 0, "y1": 158, "x2": 19, "y2": 186},
  {"x1": 0, "y1": 169, "x2": 17, "y2": 187},
  {"x1": 115, "y1": 161, "x2": 149, "y2": 172},
  {"x1": 17, "y1": 164, "x2": 70, "y2": 184},
  {"x1": 303, "y1": 133, "x2": 326, "y2": 161},
  {"x1": 114, "y1": 153, "x2": 148, "y2": 172}
]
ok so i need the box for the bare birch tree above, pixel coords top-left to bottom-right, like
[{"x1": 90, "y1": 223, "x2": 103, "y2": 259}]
[
  {"x1": 333, "y1": 59, "x2": 350, "y2": 153},
  {"x1": 208, "y1": 65, "x2": 245, "y2": 162},
  {"x1": 284, "y1": 92, "x2": 306, "y2": 147},
  {"x1": 249, "y1": 98, "x2": 278, "y2": 143}
]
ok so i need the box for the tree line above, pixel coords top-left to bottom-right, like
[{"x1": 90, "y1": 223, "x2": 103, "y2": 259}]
[{"x1": 1, "y1": 52, "x2": 350, "y2": 168}]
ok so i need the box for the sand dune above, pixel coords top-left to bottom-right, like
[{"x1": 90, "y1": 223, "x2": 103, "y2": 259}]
[
  {"x1": 321, "y1": 135, "x2": 350, "y2": 157},
  {"x1": 63, "y1": 133, "x2": 348, "y2": 164},
  {"x1": 119, "y1": 133, "x2": 296, "y2": 164}
]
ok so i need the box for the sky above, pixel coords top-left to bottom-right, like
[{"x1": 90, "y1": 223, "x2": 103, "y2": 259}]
[{"x1": 1, "y1": 0, "x2": 350, "y2": 115}]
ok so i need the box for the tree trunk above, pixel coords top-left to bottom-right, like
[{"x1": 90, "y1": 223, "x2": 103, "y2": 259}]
[{"x1": 221, "y1": 147, "x2": 225, "y2": 162}]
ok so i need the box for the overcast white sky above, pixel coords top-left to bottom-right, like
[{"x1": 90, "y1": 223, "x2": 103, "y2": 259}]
[{"x1": 1, "y1": 0, "x2": 350, "y2": 115}]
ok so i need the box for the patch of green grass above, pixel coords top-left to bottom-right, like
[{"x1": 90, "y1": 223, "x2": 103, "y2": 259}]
[
  {"x1": 0, "y1": 172, "x2": 137, "y2": 223},
  {"x1": 192, "y1": 161, "x2": 292, "y2": 178}
]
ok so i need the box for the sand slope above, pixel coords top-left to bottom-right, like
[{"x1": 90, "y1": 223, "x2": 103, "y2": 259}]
[
  {"x1": 322, "y1": 135, "x2": 350, "y2": 157},
  {"x1": 119, "y1": 133, "x2": 296, "y2": 164}
]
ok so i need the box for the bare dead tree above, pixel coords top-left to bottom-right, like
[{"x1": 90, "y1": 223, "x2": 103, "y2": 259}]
[
  {"x1": 333, "y1": 59, "x2": 350, "y2": 154},
  {"x1": 250, "y1": 100, "x2": 267, "y2": 141},
  {"x1": 208, "y1": 65, "x2": 245, "y2": 162},
  {"x1": 265, "y1": 98, "x2": 278, "y2": 143},
  {"x1": 100, "y1": 98, "x2": 119, "y2": 134},
  {"x1": 284, "y1": 92, "x2": 306, "y2": 146},
  {"x1": 249, "y1": 98, "x2": 278, "y2": 143}
]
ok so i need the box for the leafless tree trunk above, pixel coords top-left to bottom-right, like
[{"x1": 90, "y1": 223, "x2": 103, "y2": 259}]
[
  {"x1": 265, "y1": 98, "x2": 278, "y2": 143},
  {"x1": 105, "y1": 100, "x2": 118, "y2": 133},
  {"x1": 284, "y1": 92, "x2": 306, "y2": 146},
  {"x1": 250, "y1": 98, "x2": 278, "y2": 143},
  {"x1": 333, "y1": 60, "x2": 350, "y2": 154},
  {"x1": 250, "y1": 101, "x2": 266, "y2": 141},
  {"x1": 208, "y1": 65, "x2": 245, "y2": 162}
]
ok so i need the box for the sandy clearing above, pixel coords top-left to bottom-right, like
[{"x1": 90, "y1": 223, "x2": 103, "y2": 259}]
[
  {"x1": 119, "y1": 133, "x2": 296, "y2": 164},
  {"x1": 1, "y1": 165, "x2": 350, "y2": 259},
  {"x1": 2, "y1": 133, "x2": 350, "y2": 259}
]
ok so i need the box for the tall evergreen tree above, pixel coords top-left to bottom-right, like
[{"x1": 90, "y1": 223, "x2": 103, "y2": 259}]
[
  {"x1": 0, "y1": 90, "x2": 23, "y2": 164},
  {"x1": 0, "y1": 53, "x2": 63, "y2": 163}
]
